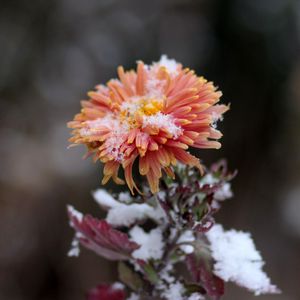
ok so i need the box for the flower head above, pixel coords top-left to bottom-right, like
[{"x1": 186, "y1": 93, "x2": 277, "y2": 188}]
[{"x1": 68, "y1": 55, "x2": 228, "y2": 193}]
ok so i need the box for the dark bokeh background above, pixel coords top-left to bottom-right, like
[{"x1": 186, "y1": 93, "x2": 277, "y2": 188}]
[{"x1": 1, "y1": 0, "x2": 300, "y2": 299}]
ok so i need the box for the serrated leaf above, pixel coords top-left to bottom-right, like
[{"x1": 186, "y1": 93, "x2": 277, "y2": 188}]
[{"x1": 68, "y1": 206, "x2": 140, "y2": 260}]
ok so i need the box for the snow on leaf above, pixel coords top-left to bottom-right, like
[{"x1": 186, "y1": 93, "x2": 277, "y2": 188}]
[
  {"x1": 93, "y1": 189, "x2": 166, "y2": 227},
  {"x1": 206, "y1": 224, "x2": 280, "y2": 296},
  {"x1": 87, "y1": 283, "x2": 126, "y2": 300},
  {"x1": 67, "y1": 205, "x2": 140, "y2": 260},
  {"x1": 161, "y1": 281, "x2": 186, "y2": 300},
  {"x1": 129, "y1": 226, "x2": 164, "y2": 261}
]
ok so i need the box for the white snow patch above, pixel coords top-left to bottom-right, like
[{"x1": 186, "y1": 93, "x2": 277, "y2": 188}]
[
  {"x1": 130, "y1": 226, "x2": 164, "y2": 260},
  {"x1": 211, "y1": 111, "x2": 224, "y2": 129},
  {"x1": 214, "y1": 183, "x2": 233, "y2": 201},
  {"x1": 143, "y1": 112, "x2": 182, "y2": 138},
  {"x1": 120, "y1": 100, "x2": 142, "y2": 116},
  {"x1": 157, "y1": 55, "x2": 179, "y2": 75},
  {"x1": 68, "y1": 232, "x2": 83, "y2": 257},
  {"x1": 200, "y1": 173, "x2": 219, "y2": 186},
  {"x1": 118, "y1": 191, "x2": 132, "y2": 203},
  {"x1": 161, "y1": 281, "x2": 186, "y2": 300},
  {"x1": 206, "y1": 224, "x2": 280, "y2": 296},
  {"x1": 127, "y1": 293, "x2": 139, "y2": 300},
  {"x1": 187, "y1": 293, "x2": 205, "y2": 300},
  {"x1": 159, "y1": 264, "x2": 175, "y2": 284},
  {"x1": 145, "y1": 77, "x2": 165, "y2": 98},
  {"x1": 93, "y1": 189, "x2": 118, "y2": 208},
  {"x1": 107, "y1": 203, "x2": 165, "y2": 227},
  {"x1": 177, "y1": 230, "x2": 195, "y2": 254},
  {"x1": 111, "y1": 282, "x2": 125, "y2": 290},
  {"x1": 93, "y1": 189, "x2": 166, "y2": 226},
  {"x1": 67, "y1": 205, "x2": 83, "y2": 222},
  {"x1": 157, "y1": 191, "x2": 166, "y2": 201},
  {"x1": 81, "y1": 115, "x2": 129, "y2": 162}
]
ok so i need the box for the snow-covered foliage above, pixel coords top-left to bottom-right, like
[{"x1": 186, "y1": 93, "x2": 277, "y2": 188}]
[
  {"x1": 129, "y1": 226, "x2": 164, "y2": 260},
  {"x1": 93, "y1": 189, "x2": 166, "y2": 226},
  {"x1": 206, "y1": 224, "x2": 280, "y2": 295},
  {"x1": 67, "y1": 162, "x2": 279, "y2": 300}
]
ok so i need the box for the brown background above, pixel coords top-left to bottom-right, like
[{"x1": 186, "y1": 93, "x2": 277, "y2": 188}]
[{"x1": 0, "y1": 0, "x2": 300, "y2": 299}]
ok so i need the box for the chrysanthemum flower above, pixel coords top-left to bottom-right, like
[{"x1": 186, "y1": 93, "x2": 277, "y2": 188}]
[{"x1": 68, "y1": 55, "x2": 228, "y2": 194}]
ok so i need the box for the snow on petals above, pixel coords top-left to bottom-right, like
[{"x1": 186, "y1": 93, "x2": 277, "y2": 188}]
[
  {"x1": 206, "y1": 224, "x2": 280, "y2": 296},
  {"x1": 142, "y1": 112, "x2": 182, "y2": 139},
  {"x1": 68, "y1": 55, "x2": 228, "y2": 194}
]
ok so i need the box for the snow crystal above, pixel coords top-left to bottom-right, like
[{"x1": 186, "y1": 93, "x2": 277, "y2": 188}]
[
  {"x1": 111, "y1": 282, "x2": 125, "y2": 290},
  {"x1": 206, "y1": 224, "x2": 280, "y2": 296},
  {"x1": 214, "y1": 183, "x2": 233, "y2": 201},
  {"x1": 80, "y1": 114, "x2": 114, "y2": 137},
  {"x1": 211, "y1": 112, "x2": 224, "y2": 129},
  {"x1": 159, "y1": 264, "x2": 175, "y2": 284},
  {"x1": 157, "y1": 190, "x2": 166, "y2": 201},
  {"x1": 107, "y1": 203, "x2": 165, "y2": 227},
  {"x1": 161, "y1": 281, "x2": 186, "y2": 300},
  {"x1": 68, "y1": 240, "x2": 80, "y2": 257},
  {"x1": 93, "y1": 189, "x2": 118, "y2": 208},
  {"x1": 187, "y1": 293, "x2": 205, "y2": 300},
  {"x1": 129, "y1": 226, "x2": 164, "y2": 260},
  {"x1": 67, "y1": 205, "x2": 83, "y2": 222},
  {"x1": 157, "y1": 55, "x2": 179, "y2": 75},
  {"x1": 200, "y1": 173, "x2": 219, "y2": 186},
  {"x1": 93, "y1": 189, "x2": 166, "y2": 226},
  {"x1": 68, "y1": 232, "x2": 83, "y2": 257},
  {"x1": 177, "y1": 230, "x2": 195, "y2": 254},
  {"x1": 145, "y1": 77, "x2": 165, "y2": 98},
  {"x1": 143, "y1": 112, "x2": 182, "y2": 139},
  {"x1": 82, "y1": 115, "x2": 129, "y2": 162},
  {"x1": 120, "y1": 100, "x2": 142, "y2": 116},
  {"x1": 127, "y1": 293, "x2": 139, "y2": 300},
  {"x1": 118, "y1": 191, "x2": 132, "y2": 203}
]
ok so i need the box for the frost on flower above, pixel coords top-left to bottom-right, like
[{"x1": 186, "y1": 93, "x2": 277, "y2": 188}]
[
  {"x1": 206, "y1": 224, "x2": 280, "y2": 296},
  {"x1": 129, "y1": 226, "x2": 164, "y2": 260},
  {"x1": 68, "y1": 55, "x2": 228, "y2": 194}
]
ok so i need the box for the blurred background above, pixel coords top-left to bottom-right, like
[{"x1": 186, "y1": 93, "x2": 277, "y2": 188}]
[{"x1": 1, "y1": 0, "x2": 300, "y2": 299}]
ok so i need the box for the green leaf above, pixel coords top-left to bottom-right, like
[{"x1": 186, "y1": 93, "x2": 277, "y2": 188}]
[
  {"x1": 118, "y1": 262, "x2": 144, "y2": 291},
  {"x1": 143, "y1": 263, "x2": 160, "y2": 284}
]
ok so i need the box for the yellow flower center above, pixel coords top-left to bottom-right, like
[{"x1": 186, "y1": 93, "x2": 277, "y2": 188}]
[
  {"x1": 140, "y1": 98, "x2": 163, "y2": 116},
  {"x1": 119, "y1": 98, "x2": 163, "y2": 128}
]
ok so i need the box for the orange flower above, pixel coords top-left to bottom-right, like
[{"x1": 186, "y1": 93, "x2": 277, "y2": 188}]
[{"x1": 68, "y1": 56, "x2": 228, "y2": 194}]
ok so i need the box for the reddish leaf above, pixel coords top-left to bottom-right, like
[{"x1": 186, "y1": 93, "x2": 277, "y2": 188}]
[
  {"x1": 68, "y1": 205, "x2": 140, "y2": 260},
  {"x1": 87, "y1": 284, "x2": 126, "y2": 300},
  {"x1": 193, "y1": 216, "x2": 215, "y2": 233},
  {"x1": 186, "y1": 253, "x2": 224, "y2": 299}
]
